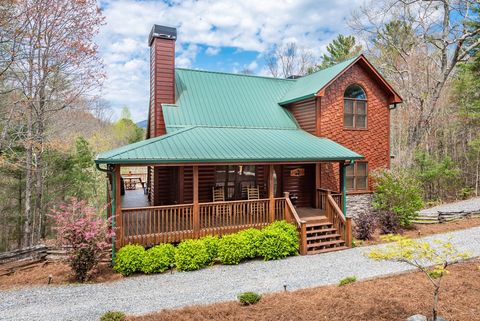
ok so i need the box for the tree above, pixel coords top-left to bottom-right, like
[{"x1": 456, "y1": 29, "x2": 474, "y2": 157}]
[
  {"x1": 113, "y1": 107, "x2": 144, "y2": 145},
  {"x1": 1, "y1": 0, "x2": 105, "y2": 247},
  {"x1": 265, "y1": 42, "x2": 315, "y2": 78},
  {"x1": 367, "y1": 235, "x2": 470, "y2": 321},
  {"x1": 316, "y1": 35, "x2": 362, "y2": 70}
]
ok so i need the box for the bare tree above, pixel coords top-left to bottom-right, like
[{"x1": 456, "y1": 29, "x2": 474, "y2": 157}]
[
  {"x1": 350, "y1": 0, "x2": 480, "y2": 163},
  {"x1": 2, "y1": 0, "x2": 104, "y2": 246},
  {"x1": 265, "y1": 42, "x2": 315, "y2": 78}
]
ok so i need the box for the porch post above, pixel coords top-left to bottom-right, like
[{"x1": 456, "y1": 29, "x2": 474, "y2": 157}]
[
  {"x1": 193, "y1": 165, "x2": 200, "y2": 237},
  {"x1": 340, "y1": 162, "x2": 347, "y2": 217},
  {"x1": 315, "y1": 163, "x2": 321, "y2": 208},
  {"x1": 114, "y1": 165, "x2": 122, "y2": 252},
  {"x1": 268, "y1": 164, "x2": 275, "y2": 222},
  {"x1": 178, "y1": 166, "x2": 184, "y2": 204}
]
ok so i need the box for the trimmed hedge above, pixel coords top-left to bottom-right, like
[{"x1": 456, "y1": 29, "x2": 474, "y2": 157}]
[
  {"x1": 115, "y1": 221, "x2": 299, "y2": 276},
  {"x1": 174, "y1": 239, "x2": 210, "y2": 271},
  {"x1": 113, "y1": 244, "x2": 145, "y2": 276},
  {"x1": 141, "y1": 243, "x2": 176, "y2": 274}
]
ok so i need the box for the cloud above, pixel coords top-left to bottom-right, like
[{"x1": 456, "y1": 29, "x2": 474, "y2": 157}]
[{"x1": 97, "y1": 0, "x2": 365, "y2": 121}]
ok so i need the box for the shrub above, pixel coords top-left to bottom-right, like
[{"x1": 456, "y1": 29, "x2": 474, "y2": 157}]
[
  {"x1": 217, "y1": 233, "x2": 249, "y2": 265},
  {"x1": 200, "y1": 235, "x2": 219, "y2": 263},
  {"x1": 100, "y1": 311, "x2": 126, "y2": 321},
  {"x1": 338, "y1": 276, "x2": 357, "y2": 286},
  {"x1": 237, "y1": 228, "x2": 263, "y2": 258},
  {"x1": 377, "y1": 210, "x2": 401, "y2": 235},
  {"x1": 237, "y1": 292, "x2": 262, "y2": 305},
  {"x1": 114, "y1": 244, "x2": 145, "y2": 276},
  {"x1": 372, "y1": 169, "x2": 424, "y2": 227},
  {"x1": 353, "y1": 211, "x2": 376, "y2": 240},
  {"x1": 50, "y1": 198, "x2": 114, "y2": 282},
  {"x1": 141, "y1": 244, "x2": 175, "y2": 274},
  {"x1": 259, "y1": 221, "x2": 299, "y2": 260},
  {"x1": 175, "y1": 239, "x2": 210, "y2": 271}
]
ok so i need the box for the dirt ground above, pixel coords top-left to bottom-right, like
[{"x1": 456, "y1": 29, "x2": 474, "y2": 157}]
[
  {"x1": 358, "y1": 217, "x2": 480, "y2": 246},
  {"x1": 129, "y1": 259, "x2": 480, "y2": 321},
  {"x1": 0, "y1": 261, "x2": 122, "y2": 290}
]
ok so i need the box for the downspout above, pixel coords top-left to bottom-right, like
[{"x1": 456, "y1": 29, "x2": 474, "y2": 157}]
[
  {"x1": 388, "y1": 103, "x2": 397, "y2": 161},
  {"x1": 95, "y1": 163, "x2": 116, "y2": 266},
  {"x1": 342, "y1": 161, "x2": 354, "y2": 217}
]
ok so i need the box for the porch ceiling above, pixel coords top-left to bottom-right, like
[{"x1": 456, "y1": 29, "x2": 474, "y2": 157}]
[{"x1": 95, "y1": 126, "x2": 363, "y2": 165}]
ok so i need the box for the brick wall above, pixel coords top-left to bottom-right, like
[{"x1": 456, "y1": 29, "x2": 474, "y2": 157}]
[{"x1": 318, "y1": 62, "x2": 391, "y2": 192}]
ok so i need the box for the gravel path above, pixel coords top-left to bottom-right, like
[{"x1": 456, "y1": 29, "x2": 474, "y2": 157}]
[
  {"x1": 1, "y1": 226, "x2": 480, "y2": 321},
  {"x1": 419, "y1": 197, "x2": 480, "y2": 216}
]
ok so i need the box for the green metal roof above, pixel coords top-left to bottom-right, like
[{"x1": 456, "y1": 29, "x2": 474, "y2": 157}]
[
  {"x1": 278, "y1": 56, "x2": 359, "y2": 105},
  {"x1": 163, "y1": 68, "x2": 297, "y2": 133},
  {"x1": 95, "y1": 126, "x2": 363, "y2": 164}
]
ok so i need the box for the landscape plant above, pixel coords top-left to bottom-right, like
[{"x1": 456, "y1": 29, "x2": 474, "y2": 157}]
[
  {"x1": 237, "y1": 228, "x2": 263, "y2": 258},
  {"x1": 366, "y1": 235, "x2": 471, "y2": 321},
  {"x1": 114, "y1": 244, "x2": 145, "y2": 276},
  {"x1": 174, "y1": 239, "x2": 210, "y2": 271},
  {"x1": 377, "y1": 210, "x2": 401, "y2": 235},
  {"x1": 141, "y1": 243, "x2": 176, "y2": 274},
  {"x1": 259, "y1": 221, "x2": 299, "y2": 260},
  {"x1": 372, "y1": 169, "x2": 424, "y2": 227},
  {"x1": 217, "y1": 233, "x2": 249, "y2": 265},
  {"x1": 200, "y1": 235, "x2": 219, "y2": 263},
  {"x1": 237, "y1": 292, "x2": 262, "y2": 306},
  {"x1": 338, "y1": 276, "x2": 357, "y2": 286},
  {"x1": 99, "y1": 311, "x2": 126, "y2": 321},
  {"x1": 353, "y1": 211, "x2": 376, "y2": 240},
  {"x1": 50, "y1": 198, "x2": 113, "y2": 282}
]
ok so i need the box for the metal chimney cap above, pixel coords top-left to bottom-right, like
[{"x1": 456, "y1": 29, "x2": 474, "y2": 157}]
[{"x1": 148, "y1": 25, "x2": 177, "y2": 46}]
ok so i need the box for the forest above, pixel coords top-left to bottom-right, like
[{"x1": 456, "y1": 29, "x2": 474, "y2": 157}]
[{"x1": 0, "y1": 0, "x2": 479, "y2": 252}]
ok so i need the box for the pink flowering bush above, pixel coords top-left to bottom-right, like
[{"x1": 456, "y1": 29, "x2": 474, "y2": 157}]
[{"x1": 51, "y1": 198, "x2": 114, "y2": 282}]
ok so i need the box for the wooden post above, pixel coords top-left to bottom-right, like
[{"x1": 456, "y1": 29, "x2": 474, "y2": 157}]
[
  {"x1": 114, "y1": 165, "x2": 122, "y2": 248},
  {"x1": 193, "y1": 166, "x2": 199, "y2": 237},
  {"x1": 178, "y1": 166, "x2": 184, "y2": 204},
  {"x1": 315, "y1": 163, "x2": 321, "y2": 208},
  {"x1": 345, "y1": 217, "x2": 352, "y2": 248},
  {"x1": 283, "y1": 192, "x2": 292, "y2": 222},
  {"x1": 300, "y1": 222, "x2": 307, "y2": 255},
  {"x1": 340, "y1": 162, "x2": 347, "y2": 217},
  {"x1": 268, "y1": 164, "x2": 275, "y2": 223}
]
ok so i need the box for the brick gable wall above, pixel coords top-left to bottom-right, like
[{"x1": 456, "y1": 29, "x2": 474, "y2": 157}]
[{"x1": 318, "y1": 62, "x2": 391, "y2": 192}]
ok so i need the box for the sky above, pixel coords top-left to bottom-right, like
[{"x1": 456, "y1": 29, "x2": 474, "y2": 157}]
[{"x1": 97, "y1": 0, "x2": 365, "y2": 122}]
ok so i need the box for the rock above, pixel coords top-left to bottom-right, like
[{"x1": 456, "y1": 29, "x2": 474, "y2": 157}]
[{"x1": 407, "y1": 315, "x2": 427, "y2": 321}]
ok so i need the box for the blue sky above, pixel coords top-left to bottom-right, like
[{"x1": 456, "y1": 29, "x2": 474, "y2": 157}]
[{"x1": 97, "y1": 0, "x2": 364, "y2": 122}]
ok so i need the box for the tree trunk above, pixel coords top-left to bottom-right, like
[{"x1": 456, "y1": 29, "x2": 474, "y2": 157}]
[{"x1": 23, "y1": 105, "x2": 33, "y2": 248}]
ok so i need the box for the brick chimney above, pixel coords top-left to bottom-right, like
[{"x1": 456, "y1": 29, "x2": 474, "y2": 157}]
[{"x1": 148, "y1": 25, "x2": 176, "y2": 138}]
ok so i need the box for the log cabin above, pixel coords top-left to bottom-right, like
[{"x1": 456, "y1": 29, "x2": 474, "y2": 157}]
[{"x1": 95, "y1": 25, "x2": 402, "y2": 257}]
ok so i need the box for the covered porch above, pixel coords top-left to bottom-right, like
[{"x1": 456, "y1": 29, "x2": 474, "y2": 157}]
[{"x1": 96, "y1": 126, "x2": 362, "y2": 255}]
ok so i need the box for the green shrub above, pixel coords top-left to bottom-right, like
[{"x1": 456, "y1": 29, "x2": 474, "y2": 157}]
[
  {"x1": 259, "y1": 221, "x2": 299, "y2": 260},
  {"x1": 237, "y1": 228, "x2": 263, "y2": 258},
  {"x1": 338, "y1": 276, "x2": 357, "y2": 286},
  {"x1": 174, "y1": 239, "x2": 210, "y2": 271},
  {"x1": 372, "y1": 169, "x2": 424, "y2": 227},
  {"x1": 113, "y1": 244, "x2": 145, "y2": 276},
  {"x1": 237, "y1": 292, "x2": 262, "y2": 305},
  {"x1": 99, "y1": 311, "x2": 126, "y2": 321},
  {"x1": 200, "y1": 235, "x2": 219, "y2": 263},
  {"x1": 141, "y1": 243, "x2": 175, "y2": 274},
  {"x1": 217, "y1": 233, "x2": 249, "y2": 265}
]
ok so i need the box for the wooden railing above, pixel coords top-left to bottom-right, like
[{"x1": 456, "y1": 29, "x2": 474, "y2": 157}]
[
  {"x1": 283, "y1": 192, "x2": 308, "y2": 255},
  {"x1": 317, "y1": 188, "x2": 342, "y2": 212},
  {"x1": 324, "y1": 194, "x2": 352, "y2": 248},
  {"x1": 119, "y1": 197, "x2": 289, "y2": 247}
]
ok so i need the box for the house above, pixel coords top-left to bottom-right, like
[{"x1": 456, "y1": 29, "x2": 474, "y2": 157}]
[{"x1": 95, "y1": 25, "x2": 402, "y2": 256}]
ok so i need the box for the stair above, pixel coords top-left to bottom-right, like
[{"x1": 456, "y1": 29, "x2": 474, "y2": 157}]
[{"x1": 305, "y1": 220, "x2": 347, "y2": 254}]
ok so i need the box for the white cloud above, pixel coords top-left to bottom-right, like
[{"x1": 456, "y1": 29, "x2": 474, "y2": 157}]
[{"x1": 97, "y1": 0, "x2": 365, "y2": 121}]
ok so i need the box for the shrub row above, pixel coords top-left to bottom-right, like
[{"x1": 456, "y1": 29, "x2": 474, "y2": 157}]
[{"x1": 114, "y1": 220, "x2": 299, "y2": 276}]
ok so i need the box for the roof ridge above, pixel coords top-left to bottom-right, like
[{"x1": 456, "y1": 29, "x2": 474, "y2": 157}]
[
  {"x1": 175, "y1": 67, "x2": 296, "y2": 81},
  {"x1": 297, "y1": 54, "x2": 361, "y2": 79}
]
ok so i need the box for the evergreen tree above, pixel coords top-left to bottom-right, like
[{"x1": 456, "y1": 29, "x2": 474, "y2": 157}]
[{"x1": 314, "y1": 35, "x2": 362, "y2": 71}]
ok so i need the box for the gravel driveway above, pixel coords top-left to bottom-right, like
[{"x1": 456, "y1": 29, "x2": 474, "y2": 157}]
[
  {"x1": 1, "y1": 226, "x2": 480, "y2": 321},
  {"x1": 419, "y1": 197, "x2": 480, "y2": 216}
]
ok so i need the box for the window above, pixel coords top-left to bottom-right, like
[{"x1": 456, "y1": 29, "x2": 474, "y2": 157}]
[
  {"x1": 215, "y1": 165, "x2": 256, "y2": 200},
  {"x1": 346, "y1": 162, "x2": 368, "y2": 190},
  {"x1": 344, "y1": 84, "x2": 367, "y2": 129}
]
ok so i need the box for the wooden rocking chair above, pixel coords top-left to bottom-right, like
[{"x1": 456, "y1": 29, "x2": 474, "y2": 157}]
[
  {"x1": 212, "y1": 187, "x2": 231, "y2": 223},
  {"x1": 247, "y1": 186, "x2": 264, "y2": 218}
]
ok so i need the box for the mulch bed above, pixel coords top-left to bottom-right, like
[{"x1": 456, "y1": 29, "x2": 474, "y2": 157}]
[
  {"x1": 129, "y1": 259, "x2": 480, "y2": 321},
  {"x1": 0, "y1": 261, "x2": 122, "y2": 290}
]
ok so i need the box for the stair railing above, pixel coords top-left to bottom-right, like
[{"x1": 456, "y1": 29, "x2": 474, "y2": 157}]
[
  {"x1": 283, "y1": 192, "x2": 308, "y2": 255},
  {"x1": 325, "y1": 192, "x2": 352, "y2": 248}
]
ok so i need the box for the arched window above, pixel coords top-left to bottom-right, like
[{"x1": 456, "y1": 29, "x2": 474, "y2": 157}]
[{"x1": 344, "y1": 84, "x2": 367, "y2": 129}]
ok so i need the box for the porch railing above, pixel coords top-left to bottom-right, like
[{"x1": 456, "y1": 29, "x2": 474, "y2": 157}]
[
  {"x1": 119, "y1": 197, "x2": 289, "y2": 247},
  {"x1": 317, "y1": 188, "x2": 342, "y2": 212}
]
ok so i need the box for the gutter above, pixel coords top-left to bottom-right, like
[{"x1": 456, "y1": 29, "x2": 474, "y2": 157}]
[
  {"x1": 389, "y1": 103, "x2": 398, "y2": 110},
  {"x1": 95, "y1": 163, "x2": 116, "y2": 266}
]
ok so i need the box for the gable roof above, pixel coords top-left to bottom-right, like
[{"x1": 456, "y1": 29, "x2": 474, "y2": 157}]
[
  {"x1": 96, "y1": 126, "x2": 362, "y2": 165},
  {"x1": 162, "y1": 68, "x2": 297, "y2": 133}
]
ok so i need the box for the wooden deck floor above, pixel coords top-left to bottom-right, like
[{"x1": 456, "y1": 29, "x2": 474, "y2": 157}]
[
  {"x1": 121, "y1": 189, "x2": 149, "y2": 208},
  {"x1": 296, "y1": 207, "x2": 327, "y2": 222}
]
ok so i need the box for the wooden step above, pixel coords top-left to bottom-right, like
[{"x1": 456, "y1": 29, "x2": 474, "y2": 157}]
[
  {"x1": 307, "y1": 246, "x2": 349, "y2": 255},
  {"x1": 306, "y1": 227, "x2": 337, "y2": 235},
  {"x1": 306, "y1": 233, "x2": 341, "y2": 241},
  {"x1": 307, "y1": 239, "x2": 345, "y2": 249},
  {"x1": 306, "y1": 222, "x2": 333, "y2": 229}
]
